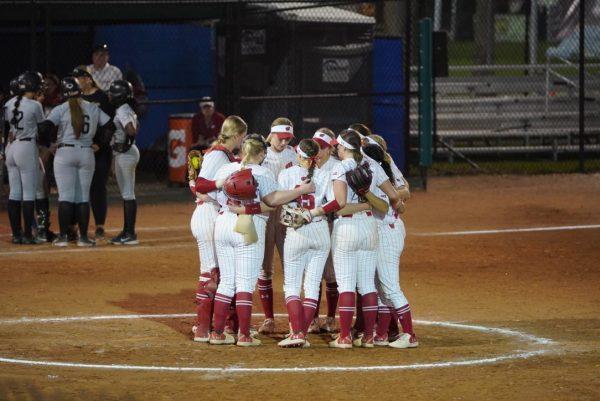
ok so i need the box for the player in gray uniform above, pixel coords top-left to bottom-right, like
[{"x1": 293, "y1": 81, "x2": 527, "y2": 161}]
[
  {"x1": 38, "y1": 77, "x2": 114, "y2": 247},
  {"x1": 107, "y1": 80, "x2": 140, "y2": 245},
  {"x1": 3, "y1": 71, "x2": 46, "y2": 244}
]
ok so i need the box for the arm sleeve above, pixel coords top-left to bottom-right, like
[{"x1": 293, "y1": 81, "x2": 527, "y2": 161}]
[
  {"x1": 199, "y1": 152, "x2": 230, "y2": 180},
  {"x1": 370, "y1": 162, "x2": 388, "y2": 187},
  {"x1": 98, "y1": 109, "x2": 111, "y2": 126},
  {"x1": 330, "y1": 163, "x2": 347, "y2": 183},
  {"x1": 46, "y1": 105, "x2": 62, "y2": 125},
  {"x1": 116, "y1": 107, "x2": 136, "y2": 130},
  {"x1": 35, "y1": 102, "x2": 45, "y2": 123}
]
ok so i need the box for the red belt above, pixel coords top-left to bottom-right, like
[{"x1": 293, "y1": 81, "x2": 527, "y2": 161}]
[{"x1": 341, "y1": 211, "x2": 373, "y2": 218}]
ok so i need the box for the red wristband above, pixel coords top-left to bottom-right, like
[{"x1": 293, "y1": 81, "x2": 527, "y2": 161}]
[
  {"x1": 194, "y1": 177, "x2": 217, "y2": 194},
  {"x1": 322, "y1": 199, "x2": 341, "y2": 214},
  {"x1": 244, "y1": 203, "x2": 262, "y2": 215}
]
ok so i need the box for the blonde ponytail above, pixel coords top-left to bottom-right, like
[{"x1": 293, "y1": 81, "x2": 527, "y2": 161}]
[
  {"x1": 216, "y1": 115, "x2": 247, "y2": 145},
  {"x1": 68, "y1": 98, "x2": 84, "y2": 139},
  {"x1": 240, "y1": 136, "x2": 266, "y2": 167}
]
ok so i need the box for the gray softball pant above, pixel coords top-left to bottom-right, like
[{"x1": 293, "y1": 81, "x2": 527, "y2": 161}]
[
  {"x1": 6, "y1": 140, "x2": 39, "y2": 201},
  {"x1": 114, "y1": 145, "x2": 139, "y2": 200},
  {"x1": 53, "y1": 146, "x2": 95, "y2": 203}
]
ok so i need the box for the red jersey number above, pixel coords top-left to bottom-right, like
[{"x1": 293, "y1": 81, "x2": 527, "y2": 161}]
[{"x1": 294, "y1": 184, "x2": 315, "y2": 209}]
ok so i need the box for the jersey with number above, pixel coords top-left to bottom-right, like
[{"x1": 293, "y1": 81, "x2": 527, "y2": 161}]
[
  {"x1": 198, "y1": 150, "x2": 233, "y2": 201},
  {"x1": 214, "y1": 162, "x2": 279, "y2": 220},
  {"x1": 113, "y1": 103, "x2": 138, "y2": 144},
  {"x1": 262, "y1": 146, "x2": 297, "y2": 178},
  {"x1": 3, "y1": 96, "x2": 44, "y2": 140},
  {"x1": 278, "y1": 165, "x2": 329, "y2": 210},
  {"x1": 47, "y1": 99, "x2": 110, "y2": 146},
  {"x1": 327, "y1": 157, "x2": 388, "y2": 204}
]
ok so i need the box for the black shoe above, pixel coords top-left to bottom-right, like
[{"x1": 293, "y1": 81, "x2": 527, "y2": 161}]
[
  {"x1": 110, "y1": 231, "x2": 126, "y2": 245},
  {"x1": 95, "y1": 227, "x2": 105, "y2": 240},
  {"x1": 45, "y1": 230, "x2": 57, "y2": 243},
  {"x1": 22, "y1": 236, "x2": 46, "y2": 245},
  {"x1": 11, "y1": 236, "x2": 22, "y2": 244},
  {"x1": 121, "y1": 233, "x2": 139, "y2": 245},
  {"x1": 53, "y1": 235, "x2": 69, "y2": 247},
  {"x1": 77, "y1": 236, "x2": 96, "y2": 247}
]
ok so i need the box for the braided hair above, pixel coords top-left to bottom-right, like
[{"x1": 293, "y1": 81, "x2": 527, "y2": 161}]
[
  {"x1": 297, "y1": 138, "x2": 320, "y2": 182},
  {"x1": 10, "y1": 95, "x2": 23, "y2": 127}
]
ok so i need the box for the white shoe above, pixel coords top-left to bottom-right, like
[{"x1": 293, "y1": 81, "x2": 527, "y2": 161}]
[
  {"x1": 374, "y1": 334, "x2": 389, "y2": 346},
  {"x1": 388, "y1": 333, "x2": 419, "y2": 349},
  {"x1": 329, "y1": 336, "x2": 353, "y2": 349},
  {"x1": 258, "y1": 318, "x2": 275, "y2": 334},
  {"x1": 209, "y1": 332, "x2": 236, "y2": 345},
  {"x1": 278, "y1": 333, "x2": 306, "y2": 348},
  {"x1": 237, "y1": 334, "x2": 262, "y2": 347},
  {"x1": 352, "y1": 333, "x2": 364, "y2": 347}
]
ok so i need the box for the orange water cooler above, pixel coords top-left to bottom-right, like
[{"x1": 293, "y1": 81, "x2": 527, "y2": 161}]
[{"x1": 167, "y1": 113, "x2": 194, "y2": 184}]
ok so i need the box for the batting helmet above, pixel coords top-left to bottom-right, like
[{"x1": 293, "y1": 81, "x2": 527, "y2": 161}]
[
  {"x1": 17, "y1": 71, "x2": 43, "y2": 93},
  {"x1": 9, "y1": 77, "x2": 21, "y2": 96},
  {"x1": 108, "y1": 80, "x2": 133, "y2": 106},
  {"x1": 223, "y1": 168, "x2": 258, "y2": 202},
  {"x1": 61, "y1": 76, "x2": 81, "y2": 98}
]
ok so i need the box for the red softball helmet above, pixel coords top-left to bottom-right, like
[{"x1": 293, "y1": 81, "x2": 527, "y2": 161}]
[{"x1": 223, "y1": 168, "x2": 258, "y2": 201}]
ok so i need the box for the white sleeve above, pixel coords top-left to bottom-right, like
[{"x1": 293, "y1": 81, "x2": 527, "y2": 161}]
[
  {"x1": 370, "y1": 162, "x2": 389, "y2": 187},
  {"x1": 46, "y1": 105, "x2": 62, "y2": 125},
  {"x1": 34, "y1": 102, "x2": 45, "y2": 123},
  {"x1": 199, "y1": 152, "x2": 231, "y2": 180},
  {"x1": 115, "y1": 106, "x2": 135, "y2": 128},
  {"x1": 330, "y1": 163, "x2": 347, "y2": 183},
  {"x1": 99, "y1": 109, "x2": 111, "y2": 126},
  {"x1": 390, "y1": 162, "x2": 406, "y2": 188},
  {"x1": 257, "y1": 171, "x2": 279, "y2": 198},
  {"x1": 277, "y1": 170, "x2": 288, "y2": 190}
]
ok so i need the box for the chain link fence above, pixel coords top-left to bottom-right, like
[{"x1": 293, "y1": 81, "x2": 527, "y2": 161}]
[{"x1": 419, "y1": 0, "x2": 600, "y2": 176}]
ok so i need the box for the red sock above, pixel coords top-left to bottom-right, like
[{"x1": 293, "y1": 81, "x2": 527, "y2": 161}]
[
  {"x1": 396, "y1": 304, "x2": 414, "y2": 335},
  {"x1": 388, "y1": 308, "x2": 399, "y2": 339},
  {"x1": 302, "y1": 298, "x2": 318, "y2": 333},
  {"x1": 375, "y1": 306, "x2": 392, "y2": 338},
  {"x1": 194, "y1": 276, "x2": 212, "y2": 336},
  {"x1": 313, "y1": 282, "x2": 322, "y2": 319},
  {"x1": 226, "y1": 295, "x2": 238, "y2": 332},
  {"x1": 285, "y1": 296, "x2": 304, "y2": 333},
  {"x1": 212, "y1": 293, "x2": 232, "y2": 334},
  {"x1": 325, "y1": 282, "x2": 339, "y2": 318},
  {"x1": 257, "y1": 278, "x2": 274, "y2": 319},
  {"x1": 353, "y1": 293, "x2": 364, "y2": 333},
  {"x1": 361, "y1": 292, "x2": 378, "y2": 340},
  {"x1": 235, "y1": 292, "x2": 254, "y2": 337},
  {"x1": 338, "y1": 292, "x2": 356, "y2": 339}
]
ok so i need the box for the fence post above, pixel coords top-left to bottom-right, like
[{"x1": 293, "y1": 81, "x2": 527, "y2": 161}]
[
  {"x1": 418, "y1": 18, "x2": 433, "y2": 189},
  {"x1": 578, "y1": 0, "x2": 585, "y2": 173}
]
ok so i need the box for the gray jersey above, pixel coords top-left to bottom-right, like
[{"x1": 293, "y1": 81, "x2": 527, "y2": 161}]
[
  {"x1": 3, "y1": 96, "x2": 44, "y2": 140},
  {"x1": 113, "y1": 103, "x2": 138, "y2": 144},
  {"x1": 47, "y1": 99, "x2": 110, "y2": 146}
]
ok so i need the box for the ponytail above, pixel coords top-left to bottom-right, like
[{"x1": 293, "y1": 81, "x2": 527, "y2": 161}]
[
  {"x1": 240, "y1": 136, "x2": 266, "y2": 167},
  {"x1": 10, "y1": 95, "x2": 23, "y2": 126},
  {"x1": 216, "y1": 115, "x2": 247, "y2": 145},
  {"x1": 68, "y1": 98, "x2": 84, "y2": 139},
  {"x1": 297, "y1": 139, "x2": 319, "y2": 182},
  {"x1": 362, "y1": 143, "x2": 394, "y2": 182}
]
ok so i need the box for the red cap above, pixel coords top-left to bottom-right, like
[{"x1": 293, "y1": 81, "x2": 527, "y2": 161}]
[{"x1": 312, "y1": 131, "x2": 338, "y2": 149}]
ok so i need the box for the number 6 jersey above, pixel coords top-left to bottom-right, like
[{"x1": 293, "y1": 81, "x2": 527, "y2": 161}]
[{"x1": 46, "y1": 99, "x2": 110, "y2": 146}]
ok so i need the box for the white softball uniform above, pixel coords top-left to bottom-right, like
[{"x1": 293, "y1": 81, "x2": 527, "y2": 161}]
[
  {"x1": 112, "y1": 103, "x2": 139, "y2": 201},
  {"x1": 190, "y1": 149, "x2": 232, "y2": 274},
  {"x1": 213, "y1": 162, "x2": 279, "y2": 297},
  {"x1": 317, "y1": 155, "x2": 341, "y2": 283},
  {"x1": 48, "y1": 100, "x2": 110, "y2": 203},
  {"x1": 328, "y1": 157, "x2": 387, "y2": 295},
  {"x1": 373, "y1": 166, "x2": 410, "y2": 309},
  {"x1": 4, "y1": 96, "x2": 44, "y2": 201},
  {"x1": 278, "y1": 166, "x2": 331, "y2": 300},
  {"x1": 261, "y1": 145, "x2": 297, "y2": 279}
]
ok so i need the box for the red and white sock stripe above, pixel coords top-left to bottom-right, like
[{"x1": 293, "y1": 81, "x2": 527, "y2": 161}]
[
  {"x1": 396, "y1": 304, "x2": 411, "y2": 315},
  {"x1": 214, "y1": 294, "x2": 233, "y2": 305},
  {"x1": 286, "y1": 295, "x2": 301, "y2": 304},
  {"x1": 236, "y1": 299, "x2": 253, "y2": 308},
  {"x1": 303, "y1": 298, "x2": 319, "y2": 310}
]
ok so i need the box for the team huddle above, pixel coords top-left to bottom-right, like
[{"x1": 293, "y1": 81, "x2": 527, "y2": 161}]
[
  {"x1": 188, "y1": 116, "x2": 417, "y2": 349},
  {"x1": 2, "y1": 70, "x2": 139, "y2": 246}
]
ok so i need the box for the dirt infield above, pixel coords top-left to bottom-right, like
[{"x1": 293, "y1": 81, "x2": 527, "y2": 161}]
[{"x1": 0, "y1": 174, "x2": 599, "y2": 401}]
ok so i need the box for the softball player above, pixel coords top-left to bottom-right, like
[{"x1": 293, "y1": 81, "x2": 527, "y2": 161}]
[
  {"x1": 276, "y1": 138, "x2": 331, "y2": 347},
  {"x1": 189, "y1": 115, "x2": 247, "y2": 342},
  {"x1": 257, "y1": 117, "x2": 297, "y2": 334},
  {"x1": 207, "y1": 135, "x2": 314, "y2": 347},
  {"x1": 4, "y1": 71, "x2": 45, "y2": 244},
  {"x1": 107, "y1": 80, "x2": 139, "y2": 245},
  {"x1": 362, "y1": 140, "x2": 417, "y2": 348},
  {"x1": 307, "y1": 128, "x2": 340, "y2": 334},
  {"x1": 39, "y1": 77, "x2": 113, "y2": 247},
  {"x1": 308, "y1": 129, "x2": 398, "y2": 348}
]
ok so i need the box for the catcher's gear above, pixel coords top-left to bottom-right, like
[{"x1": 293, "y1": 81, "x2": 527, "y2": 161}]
[
  {"x1": 108, "y1": 80, "x2": 134, "y2": 106},
  {"x1": 345, "y1": 162, "x2": 372, "y2": 197},
  {"x1": 280, "y1": 205, "x2": 312, "y2": 229},
  {"x1": 223, "y1": 168, "x2": 258, "y2": 201},
  {"x1": 60, "y1": 76, "x2": 81, "y2": 98},
  {"x1": 187, "y1": 149, "x2": 203, "y2": 181}
]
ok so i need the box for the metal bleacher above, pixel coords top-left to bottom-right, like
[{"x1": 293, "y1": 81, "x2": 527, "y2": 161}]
[{"x1": 410, "y1": 64, "x2": 600, "y2": 163}]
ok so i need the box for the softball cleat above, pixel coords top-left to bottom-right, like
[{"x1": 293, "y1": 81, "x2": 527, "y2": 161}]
[
  {"x1": 374, "y1": 334, "x2": 389, "y2": 346},
  {"x1": 329, "y1": 336, "x2": 353, "y2": 349},
  {"x1": 277, "y1": 332, "x2": 306, "y2": 348},
  {"x1": 388, "y1": 333, "x2": 419, "y2": 349},
  {"x1": 208, "y1": 331, "x2": 235, "y2": 345},
  {"x1": 52, "y1": 235, "x2": 69, "y2": 247},
  {"x1": 236, "y1": 334, "x2": 262, "y2": 347},
  {"x1": 257, "y1": 318, "x2": 275, "y2": 334}
]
